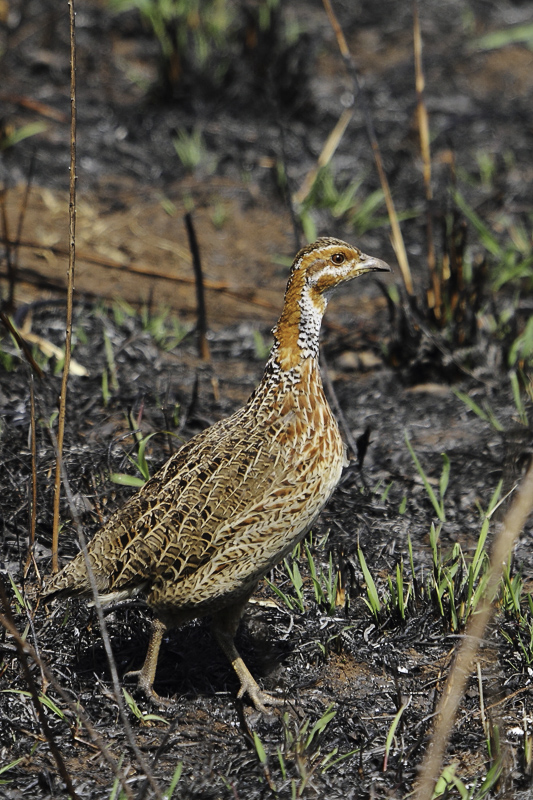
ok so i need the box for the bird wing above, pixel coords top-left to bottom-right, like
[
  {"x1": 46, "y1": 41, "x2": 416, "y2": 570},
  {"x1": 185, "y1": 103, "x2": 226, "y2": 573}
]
[{"x1": 102, "y1": 410, "x2": 302, "y2": 591}]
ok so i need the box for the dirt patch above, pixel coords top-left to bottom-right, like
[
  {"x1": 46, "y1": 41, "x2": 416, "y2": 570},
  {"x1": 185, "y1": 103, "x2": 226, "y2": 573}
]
[{"x1": 4, "y1": 178, "x2": 293, "y2": 325}]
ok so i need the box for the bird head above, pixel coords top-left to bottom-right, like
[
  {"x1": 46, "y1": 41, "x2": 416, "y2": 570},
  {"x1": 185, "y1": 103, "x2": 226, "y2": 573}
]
[
  {"x1": 272, "y1": 238, "x2": 391, "y2": 371},
  {"x1": 291, "y1": 237, "x2": 390, "y2": 309}
]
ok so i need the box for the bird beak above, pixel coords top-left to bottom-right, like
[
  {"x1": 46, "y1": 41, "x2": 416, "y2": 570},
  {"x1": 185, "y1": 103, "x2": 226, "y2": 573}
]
[{"x1": 359, "y1": 254, "x2": 391, "y2": 274}]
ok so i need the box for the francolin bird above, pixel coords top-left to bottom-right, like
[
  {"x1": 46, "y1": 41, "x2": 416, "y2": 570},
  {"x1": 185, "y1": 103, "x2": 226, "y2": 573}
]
[{"x1": 43, "y1": 237, "x2": 390, "y2": 712}]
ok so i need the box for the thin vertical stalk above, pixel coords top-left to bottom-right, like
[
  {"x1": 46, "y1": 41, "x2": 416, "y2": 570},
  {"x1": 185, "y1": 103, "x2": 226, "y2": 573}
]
[
  {"x1": 184, "y1": 210, "x2": 210, "y2": 361},
  {"x1": 413, "y1": 0, "x2": 439, "y2": 315},
  {"x1": 51, "y1": 0, "x2": 77, "y2": 572},
  {"x1": 14, "y1": 153, "x2": 36, "y2": 271},
  {"x1": 415, "y1": 459, "x2": 533, "y2": 800},
  {"x1": 276, "y1": 119, "x2": 302, "y2": 253},
  {"x1": 322, "y1": 0, "x2": 413, "y2": 294},
  {"x1": 24, "y1": 374, "x2": 40, "y2": 580},
  {"x1": 0, "y1": 185, "x2": 15, "y2": 310}
]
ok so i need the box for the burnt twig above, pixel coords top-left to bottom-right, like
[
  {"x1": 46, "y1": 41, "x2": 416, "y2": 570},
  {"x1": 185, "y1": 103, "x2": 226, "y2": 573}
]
[{"x1": 184, "y1": 210, "x2": 210, "y2": 361}]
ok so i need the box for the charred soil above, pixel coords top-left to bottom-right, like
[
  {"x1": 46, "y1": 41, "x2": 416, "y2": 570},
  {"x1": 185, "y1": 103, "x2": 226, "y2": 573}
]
[{"x1": 1, "y1": 0, "x2": 533, "y2": 798}]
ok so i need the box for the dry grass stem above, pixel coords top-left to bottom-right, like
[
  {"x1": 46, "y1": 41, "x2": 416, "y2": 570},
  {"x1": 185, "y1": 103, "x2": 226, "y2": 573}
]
[
  {"x1": 0, "y1": 185, "x2": 16, "y2": 310},
  {"x1": 293, "y1": 108, "x2": 354, "y2": 206},
  {"x1": 0, "y1": 309, "x2": 43, "y2": 377},
  {"x1": 322, "y1": 0, "x2": 413, "y2": 294},
  {"x1": 415, "y1": 459, "x2": 533, "y2": 800},
  {"x1": 24, "y1": 375, "x2": 40, "y2": 580},
  {"x1": 51, "y1": 0, "x2": 77, "y2": 573},
  {"x1": 0, "y1": 91, "x2": 68, "y2": 122},
  {"x1": 13, "y1": 154, "x2": 35, "y2": 270},
  {"x1": 320, "y1": 353, "x2": 360, "y2": 462},
  {"x1": 413, "y1": 1, "x2": 439, "y2": 312}
]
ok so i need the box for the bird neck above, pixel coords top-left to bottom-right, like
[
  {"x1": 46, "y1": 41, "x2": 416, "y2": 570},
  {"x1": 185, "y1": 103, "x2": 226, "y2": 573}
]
[{"x1": 269, "y1": 269, "x2": 328, "y2": 373}]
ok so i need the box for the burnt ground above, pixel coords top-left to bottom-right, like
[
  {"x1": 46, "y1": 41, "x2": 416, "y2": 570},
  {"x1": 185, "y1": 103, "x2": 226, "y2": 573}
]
[{"x1": 1, "y1": 0, "x2": 533, "y2": 798}]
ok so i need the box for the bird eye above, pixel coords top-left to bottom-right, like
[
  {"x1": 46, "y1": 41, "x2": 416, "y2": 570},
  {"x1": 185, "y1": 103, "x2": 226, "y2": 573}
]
[{"x1": 331, "y1": 252, "x2": 345, "y2": 265}]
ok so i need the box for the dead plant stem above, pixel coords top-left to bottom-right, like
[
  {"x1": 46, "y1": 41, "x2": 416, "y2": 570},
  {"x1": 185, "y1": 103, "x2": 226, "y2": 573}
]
[
  {"x1": 184, "y1": 211, "x2": 210, "y2": 361},
  {"x1": 0, "y1": 309, "x2": 43, "y2": 377},
  {"x1": 415, "y1": 459, "x2": 533, "y2": 800},
  {"x1": 51, "y1": 0, "x2": 77, "y2": 573},
  {"x1": 14, "y1": 152, "x2": 36, "y2": 271},
  {"x1": 413, "y1": 0, "x2": 439, "y2": 313},
  {"x1": 321, "y1": 0, "x2": 413, "y2": 294},
  {"x1": 320, "y1": 353, "x2": 359, "y2": 461},
  {"x1": 293, "y1": 108, "x2": 354, "y2": 206},
  {"x1": 24, "y1": 374, "x2": 40, "y2": 580},
  {"x1": 0, "y1": 185, "x2": 16, "y2": 309},
  {"x1": 0, "y1": 578, "x2": 81, "y2": 799}
]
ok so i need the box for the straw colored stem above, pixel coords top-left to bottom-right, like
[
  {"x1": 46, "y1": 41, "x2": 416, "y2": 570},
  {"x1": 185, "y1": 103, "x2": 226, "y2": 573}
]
[{"x1": 415, "y1": 459, "x2": 533, "y2": 800}]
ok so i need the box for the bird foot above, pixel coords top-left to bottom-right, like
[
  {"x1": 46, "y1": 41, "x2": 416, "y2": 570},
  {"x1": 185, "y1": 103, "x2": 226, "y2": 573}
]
[
  {"x1": 123, "y1": 669, "x2": 175, "y2": 708},
  {"x1": 237, "y1": 681, "x2": 284, "y2": 714}
]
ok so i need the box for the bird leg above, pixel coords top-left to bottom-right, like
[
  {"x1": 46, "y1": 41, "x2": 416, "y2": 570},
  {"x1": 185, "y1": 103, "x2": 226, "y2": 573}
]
[
  {"x1": 124, "y1": 618, "x2": 171, "y2": 707},
  {"x1": 211, "y1": 601, "x2": 284, "y2": 713}
]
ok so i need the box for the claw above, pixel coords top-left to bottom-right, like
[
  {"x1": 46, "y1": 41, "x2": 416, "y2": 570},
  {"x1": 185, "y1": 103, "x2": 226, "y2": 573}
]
[
  {"x1": 237, "y1": 682, "x2": 284, "y2": 714},
  {"x1": 123, "y1": 668, "x2": 175, "y2": 708}
]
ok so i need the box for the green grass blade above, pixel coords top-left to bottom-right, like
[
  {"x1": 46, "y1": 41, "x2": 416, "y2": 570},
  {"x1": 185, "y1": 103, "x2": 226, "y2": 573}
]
[
  {"x1": 253, "y1": 731, "x2": 267, "y2": 764},
  {"x1": 453, "y1": 389, "x2": 504, "y2": 431},
  {"x1": 109, "y1": 473, "x2": 146, "y2": 487},
  {"x1": 8, "y1": 572, "x2": 27, "y2": 610},
  {"x1": 0, "y1": 689, "x2": 65, "y2": 720},
  {"x1": 358, "y1": 548, "x2": 381, "y2": 617},
  {"x1": 0, "y1": 756, "x2": 25, "y2": 777},
  {"x1": 383, "y1": 700, "x2": 409, "y2": 771},
  {"x1": 265, "y1": 579, "x2": 298, "y2": 612},
  {"x1": 163, "y1": 763, "x2": 183, "y2": 799},
  {"x1": 510, "y1": 371, "x2": 528, "y2": 425},
  {"x1": 453, "y1": 190, "x2": 502, "y2": 257},
  {"x1": 428, "y1": 523, "x2": 440, "y2": 569},
  {"x1": 396, "y1": 562, "x2": 405, "y2": 620},
  {"x1": 473, "y1": 23, "x2": 533, "y2": 51},
  {"x1": 306, "y1": 705, "x2": 336, "y2": 748},
  {"x1": 405, "y1": 433, "x2": 445, "y2": 521},
  {"x1": 439, "y1": 453, "x2": 450, "y2": 501}
]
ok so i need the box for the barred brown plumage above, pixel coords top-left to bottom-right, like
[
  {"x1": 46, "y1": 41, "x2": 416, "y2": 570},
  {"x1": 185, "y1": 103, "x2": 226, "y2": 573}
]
[{"x1": 43, "y1": 237, "x2": 390, "y2": 712}]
